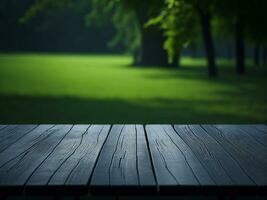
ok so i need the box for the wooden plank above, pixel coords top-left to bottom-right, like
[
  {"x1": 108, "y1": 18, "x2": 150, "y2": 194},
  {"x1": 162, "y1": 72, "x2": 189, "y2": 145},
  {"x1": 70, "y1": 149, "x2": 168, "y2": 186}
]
[
  {"x1": 0, "y1": 125, "x2": 55, "y2": 167},
  {"x1": 0, "y1": 125, "x2": 73, "y2": 186},
  {"x1": 0, "y1": 125, "x2": 17, "y2": 145},
  {"x1": 173, "y1": 125, "x2": 254, "y2": 186},
  {"x1": 146, "y1": 125, "x2": 204, "y2": 186},
  {"x1": 204, "y1": 125, "x2": 267, "y2": 185},
  {"x1": 252, "y1": 124, "x2": 267, "y2": 134},
  {"x1": 0, "y1": 125, "x2": 38, "y2": 153},
  {"x1": 0, "y1": 125, "x2": 8, "y2": 131},
  {"x1": 26, "y1": 125, "x2": 110, "y2": 186},
  {"x1": 238, "y1": 125, "x2": 267, "y2": 147},
  {"x1": 215, "y1": 125, "x2": 267, "y2": 160},
  {"x1": 47, "y1": 125, "x2": 111, "y2": 186},
  {"x1": 26, "y1": 125, "x2": 90, "y2": 186},
  {"x1": 0, "y1": 123, "x2": 266, "y2": 195},
  {"x1": 146, "y1": 125, "x2": 214, "y2": 186},
  {"x1": 0, "y1": 125, "x2": 19, "y2": 143},
  {"x1": 91, "y1": 125, "x2": 156, "y2": 187},
  {"x1": 136, "y1": 125, "x2": 156, "y2": 186}
]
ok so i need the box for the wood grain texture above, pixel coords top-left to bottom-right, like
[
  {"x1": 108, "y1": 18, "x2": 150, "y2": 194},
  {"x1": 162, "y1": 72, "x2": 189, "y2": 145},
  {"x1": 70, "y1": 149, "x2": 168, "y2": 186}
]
[
  {"x1": 174, "y1": 125, "x2": 254, "y2": 185},
  {"x1": 0, "y1": 124, "x2": 266, "y2": 195},
  {"x1": 91, "y1": 125, "x2": 156, "y2": 186},
  {"x1": 238, "y1": 125, "x2": 267, "y2": 147},
  {"x1": 0, "y1": 125, "x2": 8, "y2": 131},
  {"x1": 146, "y1": 125, "x2": 214, "y2": 185},
  {"x1": 47, "y1": 125, "x2": 110, "y2": 186},
  {"x1": 0, "y1": 125, "x2": 55, "y2": 167},
  {"x1": 0, "y1": 125, "x2": 38, "y2": 153},
  {"x1": 252, "y1": 124, "x2": 267, "y2": 134},
  {"x1": 0, "y1": 125, "x2": 72, "y2": 185},
  {"x1": 146, "y1": 125, "x2": 215, "y2": 186},
  {"x1": 205, "y1": 125, "x2": 267, "y2": 185},
  {"x1": 26, "y1": 125, "x2": 91, "y2": 185}
]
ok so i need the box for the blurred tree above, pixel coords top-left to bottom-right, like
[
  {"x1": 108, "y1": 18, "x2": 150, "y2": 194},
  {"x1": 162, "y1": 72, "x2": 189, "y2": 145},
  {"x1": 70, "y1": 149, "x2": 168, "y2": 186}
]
[
  {"x1": 146, "y1": 0, "x2": 199, "y2": 67},
  {"x1": 151, "y1": 0, "x2": 267, "y2": 75},
  {"x1": 214, "y1": 0, "x2": 267, "y2": 73},
  {"x1": 133, "y1": 1, "x2": 169, "y2": 66},
  {"x1": 244, "y1": 0, "x2": 267, "y2": 67},
  {"x1": 107, "y1": 0, "x2": 173, "y2": 66},
  {"x1": 192, "y1": 0, "x2": 218, "y2": 77},
  {"x1": 0, "y1": 0, "x2": 118, "y2": 53},
  {"x1": 5, "y1": 0, "x2": 267, "y2": 71},
  {"x1": 149, "y1": 0, "x2": 218, "y2": 76},
  {"x1": 86, "y1": 0, "x2": 141, "y2": 64},
  {"x1": 227, "y1": 0, "x2": 248, "y2": 74},
  {"x1": 23, "y1": 0, "x2": 173, "y2": 67}
]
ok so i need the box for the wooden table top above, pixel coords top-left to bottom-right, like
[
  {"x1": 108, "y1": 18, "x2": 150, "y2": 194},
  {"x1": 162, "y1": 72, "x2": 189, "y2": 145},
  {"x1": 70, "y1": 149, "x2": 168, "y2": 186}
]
[{"x1": 0, "y1": 124, "x2": 266, "y2": 196}]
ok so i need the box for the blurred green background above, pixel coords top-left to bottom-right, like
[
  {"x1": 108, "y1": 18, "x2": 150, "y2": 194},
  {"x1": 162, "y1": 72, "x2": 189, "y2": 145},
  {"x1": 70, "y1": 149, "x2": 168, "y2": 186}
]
[
  {"x1": 1, "y1": 54, "x2": 266, "y2": 123},
  {"x1": 0, "y1": 0, "x2": 267, "y2": 123}
]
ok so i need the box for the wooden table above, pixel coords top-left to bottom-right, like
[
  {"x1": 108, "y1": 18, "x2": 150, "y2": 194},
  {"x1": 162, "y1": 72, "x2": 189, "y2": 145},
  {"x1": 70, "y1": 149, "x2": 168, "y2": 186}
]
[{"x1": 0, "y1": 124, "x2": 267, "y2": 198}]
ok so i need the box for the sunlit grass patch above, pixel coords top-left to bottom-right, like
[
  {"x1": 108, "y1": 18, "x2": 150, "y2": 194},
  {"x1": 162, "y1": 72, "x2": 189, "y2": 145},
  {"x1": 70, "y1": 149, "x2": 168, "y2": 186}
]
[{"x1": 0, "y1": 53, "x2": 266, "y2": 123}]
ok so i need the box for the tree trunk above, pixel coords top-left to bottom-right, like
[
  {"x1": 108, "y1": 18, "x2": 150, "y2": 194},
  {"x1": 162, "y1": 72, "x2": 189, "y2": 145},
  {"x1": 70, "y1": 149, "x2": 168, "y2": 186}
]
[
  {"x1": 133, "y1": 49, "x2": 141, "y2": 65},
  {"x1": 139, "y1": 27, "x2": 169, "y2": 66},
  {"x1": 234, "y1": 20, "x2": 245, "y2": 74},
  {"x1": 170, "y1": 52, "x2": 181, "y2": 67},
  {"x1": 134, "y1": 7, "x2": 170, "y2": 67},
  {"x1": 198, "y1": 10, "x2": 217, "y2": 77},
  {"x1": 254, "y1": 46, "x2": 260, "y2": 66}
]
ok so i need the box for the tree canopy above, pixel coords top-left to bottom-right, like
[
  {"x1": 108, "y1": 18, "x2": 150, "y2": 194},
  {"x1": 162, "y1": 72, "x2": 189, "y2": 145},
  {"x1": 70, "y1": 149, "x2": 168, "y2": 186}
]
[{"x1": 3, "y1": 0, "x2": 267, "y2": 76}]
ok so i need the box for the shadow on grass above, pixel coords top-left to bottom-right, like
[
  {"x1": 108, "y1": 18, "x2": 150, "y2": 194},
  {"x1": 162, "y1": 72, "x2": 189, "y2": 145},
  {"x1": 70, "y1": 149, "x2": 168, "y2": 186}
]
[
  {"x1": 0, "y1": 94, "x2": 265, "y2": 124},
  {"x1": 141, "y1": 64, "x2": 267, "y2": 88}
]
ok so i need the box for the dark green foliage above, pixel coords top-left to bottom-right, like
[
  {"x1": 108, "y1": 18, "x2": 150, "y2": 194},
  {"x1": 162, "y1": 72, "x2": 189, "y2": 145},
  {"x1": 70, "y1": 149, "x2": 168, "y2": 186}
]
[
  {"x1": 149, "y1": 0, "x2": 218, "y2": 76},
  {"x1": 0, "y1": 0, "x2": 119, "y2": 53},
  {"x1": 1, "y1": 0, "x2": 267, "y2": 75}
]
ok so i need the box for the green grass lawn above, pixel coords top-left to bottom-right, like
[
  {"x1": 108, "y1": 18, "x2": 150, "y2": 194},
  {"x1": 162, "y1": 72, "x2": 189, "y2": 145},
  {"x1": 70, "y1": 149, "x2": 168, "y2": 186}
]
[{"x1": 0, "y1": 53, "x2": 266, "y2": 123}]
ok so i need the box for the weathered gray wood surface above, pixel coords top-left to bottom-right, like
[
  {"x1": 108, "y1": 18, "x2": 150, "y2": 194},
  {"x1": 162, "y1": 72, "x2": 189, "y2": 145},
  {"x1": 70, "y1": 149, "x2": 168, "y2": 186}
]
[{"x1": 0, "y1": 124, "x2": 266, "y2": 195}]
